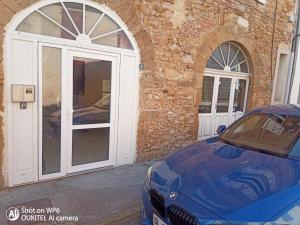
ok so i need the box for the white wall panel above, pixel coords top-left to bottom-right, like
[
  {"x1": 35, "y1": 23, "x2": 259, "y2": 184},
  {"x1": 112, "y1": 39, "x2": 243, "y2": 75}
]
[
  {"x1": 10, "y1": 39, "x2": 37, "y2": 185},
  {"x1": 117, "y1": 55, "x2": 136, "y2": 165}
]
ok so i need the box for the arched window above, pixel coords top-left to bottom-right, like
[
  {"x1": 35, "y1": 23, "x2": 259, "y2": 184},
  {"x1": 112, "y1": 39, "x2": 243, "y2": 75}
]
[
  {"x1": 206, "y1": 42, "x2": 249, "y2": 73},
  {"x1": 198, "y1": 41, "x2": 250, "y2": 140},
  {"x1": 15, "y1": 1, "x2": 133, "y2": 49}
]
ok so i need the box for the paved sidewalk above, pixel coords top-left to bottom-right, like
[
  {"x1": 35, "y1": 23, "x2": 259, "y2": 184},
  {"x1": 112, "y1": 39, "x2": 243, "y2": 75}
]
[{"x1": 0, "y1": 163, "x2": 150, "y2": 225}]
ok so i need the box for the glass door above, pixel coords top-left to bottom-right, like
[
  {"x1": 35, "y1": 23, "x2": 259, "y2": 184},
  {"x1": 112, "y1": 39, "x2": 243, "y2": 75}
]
[
  {"x1": 67, "y1": 51, "x2": 117, "y2": 173},
  {"x1": 212, "y1": 76, "x2": 233, "y2": 135},
  {"x1": 215, "y1": 77, "x2": 233, "y2": 114},
  {"x1": 231, "y1": 78, "x2": 248, "y2": 122},
  {"x1": 39, "y1": 45, "x2": 65, "y2": 179},
  {"x1": 198, "y1": 74, "x2": 249, "y2": 139}
]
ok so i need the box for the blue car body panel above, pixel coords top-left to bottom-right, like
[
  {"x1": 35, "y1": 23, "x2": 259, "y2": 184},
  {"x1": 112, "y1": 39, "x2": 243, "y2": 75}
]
[{"x1": 142, "y1": 105, "x2": 300, "y2": 224}]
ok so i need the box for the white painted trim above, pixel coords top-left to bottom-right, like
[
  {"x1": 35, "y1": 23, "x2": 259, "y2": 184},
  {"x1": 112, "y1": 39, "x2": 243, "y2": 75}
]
[
  {"x1": 66, "y1": 49, "x2": 119, "y2": 174},
  {"x1": 61, "y1": 47, "x2": 68, "y2": 178},
  {"x1": 61, "y1": 2, "x2": 80, "y2": 35},
  {"x1": 229, "y1": 49, "x2": 240, "y2": 67},
  {"x1": 5, "y1": 35, "x2": 13, "y2": 187},
  {"x1": 88, "y1": 13, "x2": 104, "y2": 36},
  {"x1": 4, "y1": 0, "x2": 139, "y2": 53},
  {"x1": 32, "y1": 40, "x2": 39, "y2": 184},
  {"x1": 228, "y1": 77, "x2": 235, "y2": 115},
  {"x1": 2, "y1": 37, "x2": 9, "y2": 187},
  {"x1": 198, "y1": 71, "x2": 250, "y2": 139},
  {"x1": 243, "y1": 78, "x2": 250, "y2": 112},
  {"x1": 290, "y1": 44, "x2": 300, "y2": 103},
  {"x1": 82, "y1": 3, "x2": 86, "y2": 34},
  {"x1": 91, "y1": 28, "x2": 123, "y2": 41},
  {"x1": 36, "y1": 43, "x2": 124, "y2": 181},
  {"x1": 205, "y1": 68, "x2": 250, "y2": 78},
  {"x1": 4, "y1": 0, "x2": 140, "y2": 187},
  {"x1": 132, "y1": 55, "x2": 140, "y2": 162},
  {"x1": 38, "y1": 42, "x2": 67, "y2": 181},
  {"x1": 207, "y1": 42, "x2": 250, "y2": 73},
  {"x1": 7, "y1": 33, "x2": 137, "y2": 56},
  {"x1": 271, "y1": 48, "x2": 291, "y2": 104},
  {"x1": 36, "y1": 9, "x2": 77, "y2": 38},
  {"x1": 72, "y1": 124, "x2": 111, "y2": 130}
]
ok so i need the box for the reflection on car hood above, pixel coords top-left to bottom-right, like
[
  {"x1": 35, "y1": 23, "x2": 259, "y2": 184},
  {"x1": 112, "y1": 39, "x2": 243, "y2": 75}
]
[
  {"x1": 72, "y1": 106, "x2": 108, "y2": 117},
  {"x1": 153, "y1": 137, "x2": 300, "y2": 222},
  {"x1": 50, "y1": 106, "x2": 108, "y2": 121}
]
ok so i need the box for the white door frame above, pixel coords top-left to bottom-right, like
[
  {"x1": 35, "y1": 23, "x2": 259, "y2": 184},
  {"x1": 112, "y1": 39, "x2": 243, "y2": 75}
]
[
  {"x1": 5, "y1": 0, "x2": 140, "y2": 187},
  {"x1": 66, "y1": 50, "x2": 119, "y2": 174},
  {"x1": 38, "y1": 42, "x2": 120, "y2": 180},
  {"x1": 38, "y1": 42, "x2": 67, "y2": 180},
  {"x1": 198, "y1": 69, "x2": 249, "y2": 139},
  {"x1": 6, "y1": 34, "x2": 139, "y2": 186}
]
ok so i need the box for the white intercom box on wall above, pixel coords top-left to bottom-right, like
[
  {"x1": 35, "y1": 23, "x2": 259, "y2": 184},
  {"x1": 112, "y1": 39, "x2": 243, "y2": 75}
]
[{"x1": 11, "y1": 84, "x2": 35, "y2": 102}]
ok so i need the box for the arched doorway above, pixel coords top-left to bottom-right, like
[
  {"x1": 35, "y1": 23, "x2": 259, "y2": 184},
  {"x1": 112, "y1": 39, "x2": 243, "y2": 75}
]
[
  {"x1": 5, "y1": 0, "x2": 139, "y2": 186},
  {"x1": 198, "y1": 41, "x2": 250, "y2": 139}
]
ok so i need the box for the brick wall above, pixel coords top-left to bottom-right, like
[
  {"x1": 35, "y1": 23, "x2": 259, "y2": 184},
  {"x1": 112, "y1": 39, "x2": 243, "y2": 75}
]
[{"x1": 0, "y1": 0, "x2": 296, "y2": 188}]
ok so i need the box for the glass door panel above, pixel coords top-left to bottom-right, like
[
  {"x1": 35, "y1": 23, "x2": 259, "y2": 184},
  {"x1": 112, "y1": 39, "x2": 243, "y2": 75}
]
[
  {"x1": 41, "y1": 46, "x2": 62, "y2": 175},
  {"x1": 199, "y1": 76, "x2": 214, "y2": 113},
  {"x1": 233, "y1": 79, "x2": 247, "y2": 112},
  {"x1": 72, "y1": 128, "x2": 109, "y2": 166},
  {"x1": 72, "y1": 57, "x2": 111, "y2": 125},
  {"x1": 71, "y1": 56, "x2": 112, "y2": 167},
  {"x1": 216, "y1": 77, "x2": 232, "y2": 113}
]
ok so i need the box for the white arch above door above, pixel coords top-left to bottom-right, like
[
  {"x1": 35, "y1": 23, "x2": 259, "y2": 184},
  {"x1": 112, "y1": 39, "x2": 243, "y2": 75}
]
[{"x1": 5, "y1": 0, "x2": 139, "y2": 52}]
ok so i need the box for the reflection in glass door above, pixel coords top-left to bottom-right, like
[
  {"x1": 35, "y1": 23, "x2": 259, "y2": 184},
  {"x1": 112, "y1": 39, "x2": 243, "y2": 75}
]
[
  {"x1": 68, "y1": 52, "x2": 116, "y2": 172},
  {"x1": 233, "y1": 79, "x2": 247, "y2": 112},
  {"x1": 216, "y1": 77, "x2": 232, "y2": 113},
  {"x1": 41, "y1": 46, "x2": 62, "y2": 176},
  {"x1": 39, "y1": 45, "x2": 118, "y2": 178}
]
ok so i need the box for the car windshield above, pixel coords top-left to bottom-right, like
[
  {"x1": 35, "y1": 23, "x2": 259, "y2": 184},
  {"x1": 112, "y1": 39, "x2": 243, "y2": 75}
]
[{"x1": 219, "y1": 113, "x2": 300, "y2": 157}]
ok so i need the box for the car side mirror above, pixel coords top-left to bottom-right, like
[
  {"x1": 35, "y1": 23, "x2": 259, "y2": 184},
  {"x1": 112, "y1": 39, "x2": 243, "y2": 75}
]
[{"x1": 216, "y1": 125, "x2": 226, "y2": 135}]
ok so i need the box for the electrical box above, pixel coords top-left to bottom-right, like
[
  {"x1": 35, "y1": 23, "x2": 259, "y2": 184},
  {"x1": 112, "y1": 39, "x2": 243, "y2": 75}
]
[{"x1": 11, "y1": 84, "x2": 35, "y2": 102}]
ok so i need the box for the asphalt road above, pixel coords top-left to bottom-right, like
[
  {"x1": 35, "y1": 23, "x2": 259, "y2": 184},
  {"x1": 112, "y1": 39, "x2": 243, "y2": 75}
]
[{"x1": 0, "y1": 163, "x2": 149, "y2": 225}]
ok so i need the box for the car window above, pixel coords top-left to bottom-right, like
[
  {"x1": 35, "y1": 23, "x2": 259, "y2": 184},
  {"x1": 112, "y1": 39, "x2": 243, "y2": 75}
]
[{"x1": 220, "y1": 113, "x2": 300, "y2": 157}]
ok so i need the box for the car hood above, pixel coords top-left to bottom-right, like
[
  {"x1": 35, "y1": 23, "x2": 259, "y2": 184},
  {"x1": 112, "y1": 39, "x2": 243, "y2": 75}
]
[{"x1": 152, "y1": 137, "x2": 300, "y2": 222}]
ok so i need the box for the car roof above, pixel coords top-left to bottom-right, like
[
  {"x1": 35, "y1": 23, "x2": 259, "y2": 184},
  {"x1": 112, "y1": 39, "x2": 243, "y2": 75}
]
[{"x1": 251, "y1": 104, "x2": 300, "y2": 117}]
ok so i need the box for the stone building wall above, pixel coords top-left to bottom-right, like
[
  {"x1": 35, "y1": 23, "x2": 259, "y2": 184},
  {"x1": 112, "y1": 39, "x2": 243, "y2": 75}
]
[
  {"x1": 0, "y1": 0, "x2": 296, "y2": 188},
  {"x1": 135, "y1": 0, "x2": 296, "y2": 160}
]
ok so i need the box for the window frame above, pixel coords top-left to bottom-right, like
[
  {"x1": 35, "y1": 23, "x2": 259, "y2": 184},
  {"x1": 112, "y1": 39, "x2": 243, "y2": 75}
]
[
  {"x1": 6, "y1": 0, "x2": 138, "y2": 52},
  {"x1": 271, "y1": 47, "x2": 291, "y2": 105},
  {"x1": 206, "y1": 41, "x2": 250, "y2": 73}
]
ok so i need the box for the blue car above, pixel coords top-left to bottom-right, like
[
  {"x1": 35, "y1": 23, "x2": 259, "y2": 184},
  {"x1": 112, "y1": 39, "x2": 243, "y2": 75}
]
[{"x1": 142, "y1": 105, "x2": 300, "y2": 225}]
